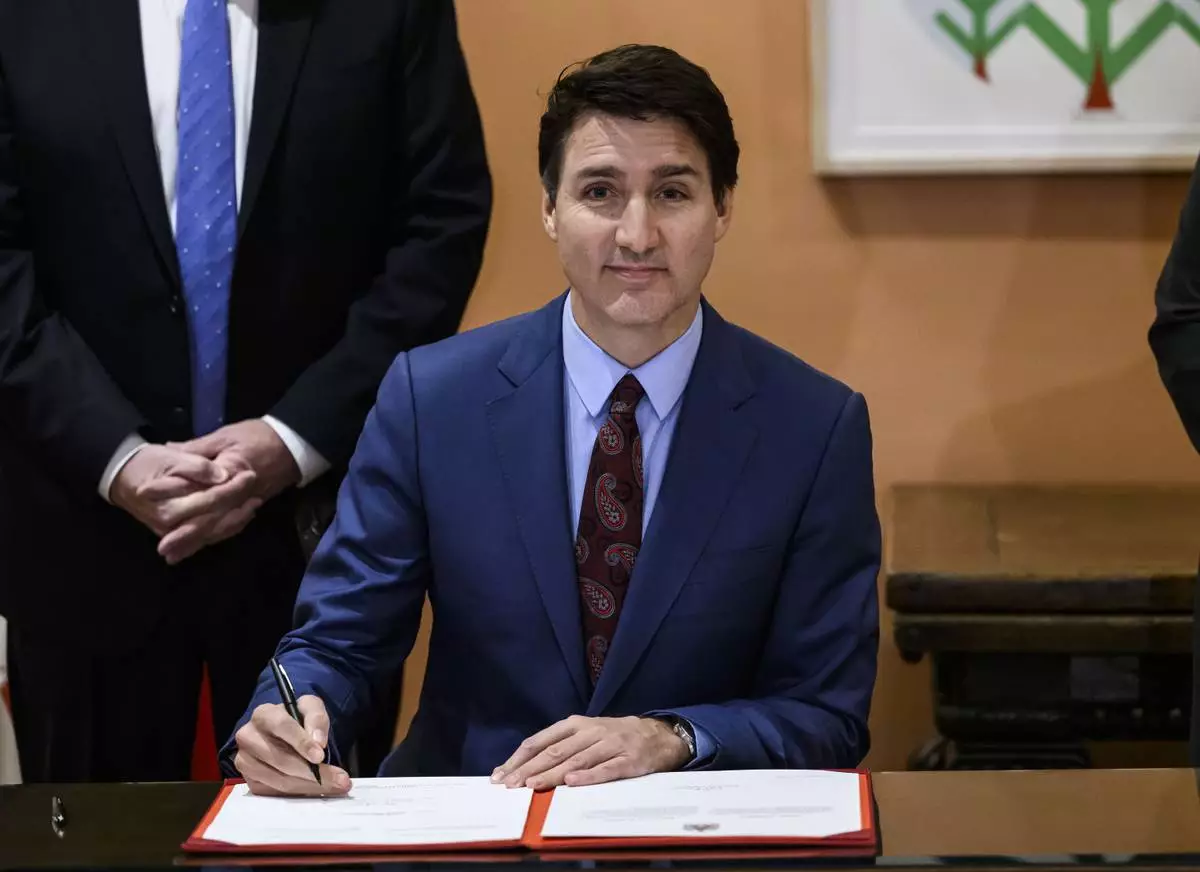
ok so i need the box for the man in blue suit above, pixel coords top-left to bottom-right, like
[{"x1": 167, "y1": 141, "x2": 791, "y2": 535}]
[{"x1": 227, "y1": 44, "x2": 880, "y2": 796}]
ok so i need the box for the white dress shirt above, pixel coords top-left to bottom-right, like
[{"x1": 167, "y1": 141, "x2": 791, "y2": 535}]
[{"x1": 100, "y1": 0, "x2": 329, "y2": 500}]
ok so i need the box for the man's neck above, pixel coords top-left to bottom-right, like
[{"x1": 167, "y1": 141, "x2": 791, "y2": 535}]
[{"x1": 570, "y1": 295, "x2": 698, "y2": 370}]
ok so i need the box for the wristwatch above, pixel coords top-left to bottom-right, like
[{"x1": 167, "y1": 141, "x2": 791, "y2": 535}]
[{"x1": 662, "y1": 716, "x2": 696, "y2": 762}]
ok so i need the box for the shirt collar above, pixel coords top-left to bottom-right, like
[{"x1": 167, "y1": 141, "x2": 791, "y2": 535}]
[{"x1": 562, "y1": 291, "x2": 704, "y2": 421}]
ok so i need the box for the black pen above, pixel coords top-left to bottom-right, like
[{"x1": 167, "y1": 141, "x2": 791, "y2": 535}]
[{"x1": 269, "y1": 656, "x2": 322, "y2": 785}]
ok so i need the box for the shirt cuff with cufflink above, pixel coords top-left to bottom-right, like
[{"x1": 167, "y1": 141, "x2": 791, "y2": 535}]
[
  {"x1": 99, "y1": 433, "x2": 150, "y2": 503},
  {"x1": 262, "y1": 415, "x2": 331, "y2": 488}
]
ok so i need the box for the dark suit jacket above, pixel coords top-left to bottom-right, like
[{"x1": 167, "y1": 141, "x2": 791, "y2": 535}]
[
  {"x1": 228, "y1": 295, "x2": 882, "y2": 776},
  {"x1": 1152, "y1": 155, "x2": 1200, "y2": 452},
  {"x1": 1150, "y1": 153, "x2": 1200, "y2": 764},
  {"x1": 0, "y1": 0, "x2": 491, "y2": 653}
]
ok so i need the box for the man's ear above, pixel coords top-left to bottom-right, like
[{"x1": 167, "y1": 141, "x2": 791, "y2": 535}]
[
  {"x1": 542, "y1": 189, "x2": 558, "y2": 241},
  {"x1": 714, "y1": 189, "x2": 734, "y2": 242}
]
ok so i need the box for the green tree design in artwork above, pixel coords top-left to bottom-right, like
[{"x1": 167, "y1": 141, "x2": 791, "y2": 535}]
[
  {"x1": 935, "y1": 0, "x2": 1200, "y2": 110},
  {"x1": 935, "y1": 1, "x2": 1026, "y2": 81}
]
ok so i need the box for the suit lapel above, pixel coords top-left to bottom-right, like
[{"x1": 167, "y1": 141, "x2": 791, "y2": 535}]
[
  {"x1": 589, "y1": 302, "x2": 758, "y2": 715},
  {"x1": 239, "y1": 0, "x2": 316, "y2": 237},
  {"x1": 486, "y1": 296, "x2": 589, "y2": 706},
  {"x1": 78, "y1": 0, "x2": 180, "y2": 288}
]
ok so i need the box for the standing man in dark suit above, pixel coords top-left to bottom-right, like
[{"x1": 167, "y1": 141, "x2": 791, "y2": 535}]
[
  {"x1": 0, "y1": 0, "x2": 491, "y2": 783},
  {"x1": 1151, "y1": 156, "x2": 1200, "y2": 764}
]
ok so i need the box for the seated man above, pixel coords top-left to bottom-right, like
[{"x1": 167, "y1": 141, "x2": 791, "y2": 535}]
[{"x1": 227, "y1": 43, "x2": 881, "y2": 796}]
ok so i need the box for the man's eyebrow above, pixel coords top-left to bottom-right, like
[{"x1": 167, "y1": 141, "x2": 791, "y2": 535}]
[
  {"x1": 574, "y1": 164, "x2": 623, "y2": 180},
  {"x1": 654, "y1": 164, "x2": 699, "y2": 179}
]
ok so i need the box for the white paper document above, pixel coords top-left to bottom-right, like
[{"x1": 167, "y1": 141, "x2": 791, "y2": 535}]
[
  {"x1": 201, "y1": 777, "x2": 534, "y2": 847},
  {"x1": 540, "y1": 770, "x2": 865, "y2": 840}
]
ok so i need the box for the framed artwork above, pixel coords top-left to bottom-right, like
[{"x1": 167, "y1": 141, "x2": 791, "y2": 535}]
[{"x1": 810, "y1": 0, "x2": 1200, "y2": 174}]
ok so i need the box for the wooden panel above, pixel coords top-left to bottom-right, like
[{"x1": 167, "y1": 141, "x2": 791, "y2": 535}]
[{"x1": 887, "y1": 485, "x2": 1200, "y2": 613}]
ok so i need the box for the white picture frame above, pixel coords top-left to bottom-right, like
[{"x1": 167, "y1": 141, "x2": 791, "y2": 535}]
[{"x1": 810, "y1": 0, "x2": 1200, "y2": 175}]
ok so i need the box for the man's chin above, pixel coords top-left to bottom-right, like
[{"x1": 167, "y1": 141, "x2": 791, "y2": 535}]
[{"x1": 602, "y1": 290, "x2": 680, "y2": 327}]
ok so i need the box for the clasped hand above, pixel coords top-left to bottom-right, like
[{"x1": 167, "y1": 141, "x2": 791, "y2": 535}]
[{"x1": 111, "y1": 420, "x2": 300, "y2": 564}]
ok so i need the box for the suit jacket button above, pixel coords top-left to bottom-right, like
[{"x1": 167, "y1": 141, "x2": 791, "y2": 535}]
[{"x1": 169, "y1": 296, "x2": 182, "y2": 316}]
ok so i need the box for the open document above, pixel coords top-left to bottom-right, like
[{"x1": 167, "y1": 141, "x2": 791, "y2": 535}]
[
  {"x1": 190, "y1": 777, "x2": 534, "y2": 850},
  {"x1": 184, "y1": 770, "x2": 876, "y2": 855},
  {"x1": 540, "y1": 770, "x2": 866, "y2": 840}
]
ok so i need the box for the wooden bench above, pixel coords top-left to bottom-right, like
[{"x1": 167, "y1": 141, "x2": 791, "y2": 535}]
[{"x1": 885, "y1": 484, "x2": 1200, "y2": 769}]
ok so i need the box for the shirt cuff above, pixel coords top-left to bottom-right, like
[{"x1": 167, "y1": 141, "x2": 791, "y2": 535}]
[
  {"x1": 262, "y1": 415, "x2": 331, "y2": 488},
  {"x1": 99, "y1": 434, "x2": 149, "y2": 503}
]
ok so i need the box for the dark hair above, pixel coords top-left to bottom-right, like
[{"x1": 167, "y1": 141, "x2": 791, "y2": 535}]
[{"x1": 538, "y1": 44, "x2": 739, "y2": 208}]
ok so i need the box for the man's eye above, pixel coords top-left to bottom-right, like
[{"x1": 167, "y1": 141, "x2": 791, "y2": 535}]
[
  {"x1": 584, "y1": 186, "x2": 613, "y2": 200},
  {"x1": 659, "y1": 188, "x2": 687, "y2": 201}
]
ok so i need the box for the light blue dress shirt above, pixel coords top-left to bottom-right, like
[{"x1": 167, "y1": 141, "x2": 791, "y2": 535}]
[{"x1": 561, "y1": 293, "x2": 715, "y2": 765}]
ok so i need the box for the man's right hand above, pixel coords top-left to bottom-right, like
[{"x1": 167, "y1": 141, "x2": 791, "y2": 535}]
[
  {"x1": 110, "y1": 444, "x2": 260, "y2": 551},
  {"x1": 234, "y1": 695, "x2": 352, "y2": 796}
]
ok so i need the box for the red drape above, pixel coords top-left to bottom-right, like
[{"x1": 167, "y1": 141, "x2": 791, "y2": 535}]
[{"x1": 190, "y1": 664, "x2": 220, "y2": 780}]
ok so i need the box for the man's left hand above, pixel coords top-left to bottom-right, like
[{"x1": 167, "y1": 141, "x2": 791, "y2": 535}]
[
  {"x1": 138, "y1": 420, "x2": 301, "y2": 560},
  {"x1": 492, "y1": 716, "x2": 690, "y2": 790},
  {"x1": 142, "y1": 419, "x2": 300, "y2": 503}
]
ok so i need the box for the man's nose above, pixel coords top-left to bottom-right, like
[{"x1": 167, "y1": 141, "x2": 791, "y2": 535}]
[{"x1": 614, "y1": 197, "x2": 659, "y2": 254}]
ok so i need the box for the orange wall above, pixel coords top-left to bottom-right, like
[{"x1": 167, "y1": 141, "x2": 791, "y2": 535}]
[{"x1": 398, "y1": 0, "x2": 1200, "y2": 771}]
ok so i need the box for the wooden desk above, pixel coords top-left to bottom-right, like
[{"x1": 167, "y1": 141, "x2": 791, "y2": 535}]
[
  {"x1": 876, "y1": 768, "x2": 1200, "y2": 858},
  {"x1": 886, "y1": 485, "x2": 1200, "y2": 769},
  {"x1": 4, "y1": 769, "x2": 1200, "y2": 870}
]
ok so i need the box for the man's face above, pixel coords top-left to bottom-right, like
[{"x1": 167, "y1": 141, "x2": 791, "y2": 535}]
[{"x1": 542, "y1": 113, "x2": 732, "y2": 338}]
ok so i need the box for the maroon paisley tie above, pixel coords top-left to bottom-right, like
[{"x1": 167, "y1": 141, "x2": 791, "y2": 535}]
[{"x1": 575, "y1": 373, "x2": 646, "y2": 687}]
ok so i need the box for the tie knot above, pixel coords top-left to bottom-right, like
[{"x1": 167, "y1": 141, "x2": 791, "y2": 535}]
[{"x1": 609, "y1": 374, "x2": 645, "y2": 417}]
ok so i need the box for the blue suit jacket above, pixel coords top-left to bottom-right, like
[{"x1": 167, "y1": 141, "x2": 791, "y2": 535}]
[{"x1": 226, "y1": 294, "x2": 881, "y2": 776}]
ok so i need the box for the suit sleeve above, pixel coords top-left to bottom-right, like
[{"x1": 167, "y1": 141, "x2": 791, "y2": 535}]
[
  {"x1": 0, "y1": 59, "x2": 146, "y2": 493},
  {"x1": 654, "y1": 392, "x2": 881, "y2": 769},
  {"x1": 221, "y1": 353, "x2": 432, "y2": 770},
  {"x1": 268, "y1": 0, "x2": 491, "y2": 466},
  {"x1": 1150, "y1": 153, "x2": 1200, "y2": 453}
]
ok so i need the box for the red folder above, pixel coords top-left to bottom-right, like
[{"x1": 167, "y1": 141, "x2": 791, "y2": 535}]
[{"x1": 182, "y1": 771, "x2": 877, "y2": 857}]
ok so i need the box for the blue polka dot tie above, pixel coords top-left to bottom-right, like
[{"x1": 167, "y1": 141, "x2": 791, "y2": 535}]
[{"x1": 176, "y1": 0, "x2": 237, "y2": 436}]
